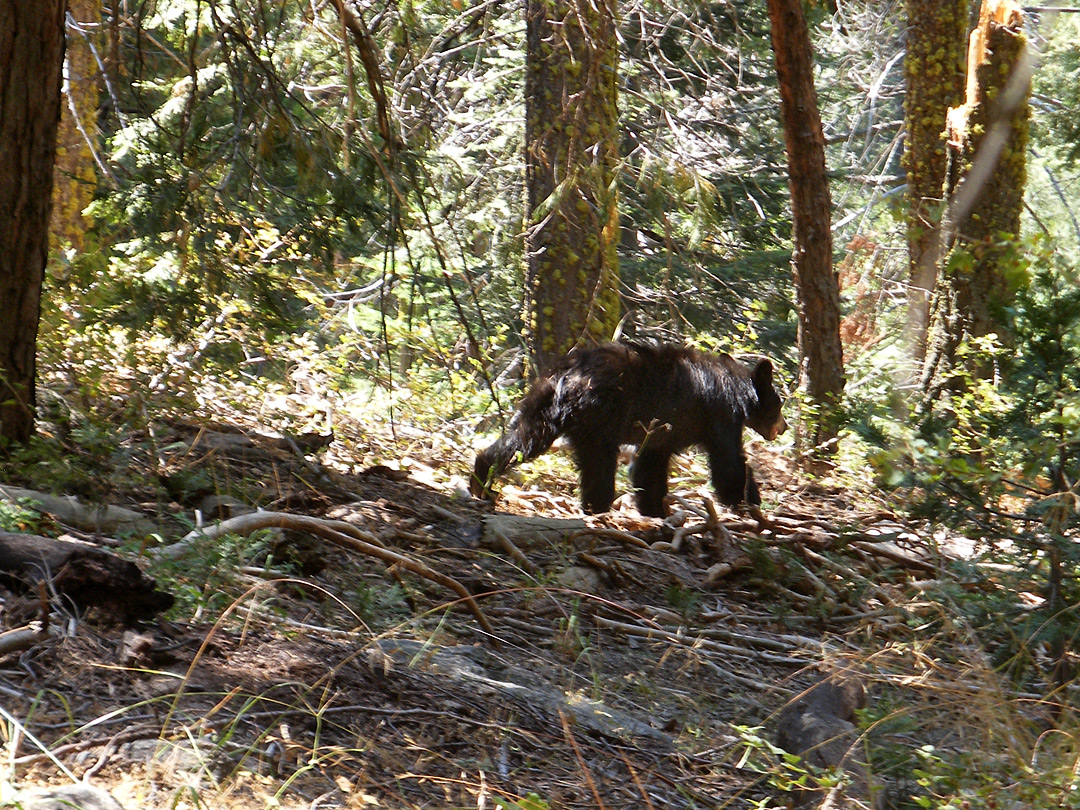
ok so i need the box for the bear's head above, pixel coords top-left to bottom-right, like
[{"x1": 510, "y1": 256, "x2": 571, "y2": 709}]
[{"x1": 745, "y1": 359, "x2": 787, "y2": 440}]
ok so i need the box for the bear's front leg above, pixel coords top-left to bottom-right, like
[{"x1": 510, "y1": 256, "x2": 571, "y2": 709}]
[
  {"x1": 630, "y1": 447, "x2": 671, "y2": 518},
  {"x1": 706, "y1": 432, "x2": 755, "y2": 508},
  {"x1": 573, "y1": 441, "x2": 620, "y2": 514},
  {"x1": 742, "y1": 463, "x2": 762, "y2": 506}
]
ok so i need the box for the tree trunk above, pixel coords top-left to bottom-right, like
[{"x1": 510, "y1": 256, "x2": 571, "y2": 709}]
[
  {"x1": 52, "y1": 0, "x2": 101, "y2": 254},
  {"x1": 523, "y1": 0, "x2": 620, "y2": 375},
  {"x1": 0, "y1": 2, "x2": 66, "y2": 445},
  {"x1": 922, "y1": 0, "x2": 1029, "y2": 406},
  {"x1": 766, "y1": 0, "x2": 845, "y2": 457},
  {"x1": 902, "y1": 0, "x2": 968, "y2": 364}
]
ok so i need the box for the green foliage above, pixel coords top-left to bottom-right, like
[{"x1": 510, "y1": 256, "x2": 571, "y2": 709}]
[
  {"x1": 153, "y1": 529, "x2": 291, "y2": 619},
  {"x1": 0, "y1": 427, "x2": 131, "y2": 501},
  {"x1": 847, "y1": 247, "x2": 1080, "y2": 687},
  {"x1": 0, "y1": 498, "x2": 47, "y2": 534},
  {"x1": 85, "y1": 9, "x2": 380, "y2": 339},
  {"x1": 732, "y1": 723, "x2": 857, "y2": 809},
  {"x1": 1034, "y1": 15, "x2": 1080, "y2": 164},
  {"x1": 350, "y1": 581, "x2": 411, "y2": 627},
  {"x1": 912, "y1": 737, "x2": 1080, "y2": 810},
  {"x1": 553, "y1": 598, "x2": 593, "y2": 663},
  {"x1": 40, "y1": 0, "x2": 915, "y2": 413},
  {"x1": 494, "y1": 793, "x2": 550, "y2": 810},
  {"x1": 664, "y1": 583, "x2": 701, "y2": 620}
]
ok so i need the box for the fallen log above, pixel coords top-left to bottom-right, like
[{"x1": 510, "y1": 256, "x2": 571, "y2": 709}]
[
  {"x1": 0, "y1": 484, "x2": 157, "y2": 537},
  {"x1": 173, "y1": 425, "x2": 334, "y2": 457},
  {"x1": 0, "y1": 532, "x2": 174, "y2": 624}
]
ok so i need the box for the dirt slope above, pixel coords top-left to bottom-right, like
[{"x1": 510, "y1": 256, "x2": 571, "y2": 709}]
[{"x1": 0, "y1": 425, "x2": 954, "y2": 810}]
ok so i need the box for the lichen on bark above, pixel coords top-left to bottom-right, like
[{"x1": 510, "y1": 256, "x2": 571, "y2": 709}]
[
  {"x1": 902, "y1": 0, "x2": 968, "y2": 362},
  {"x1": 922, "y1": 0, "x2": 1030, "y2": 409},
  {"x1": 51, "y1": 0, "x2": 100, "y2": 254},
  {"x1": 523, "y1": 0, "x2": 620, "y2": 375}
]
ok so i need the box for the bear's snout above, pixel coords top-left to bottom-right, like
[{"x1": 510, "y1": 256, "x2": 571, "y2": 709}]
[{"x1": 766, "y1": 415, "x2": 788, "y2": 440}]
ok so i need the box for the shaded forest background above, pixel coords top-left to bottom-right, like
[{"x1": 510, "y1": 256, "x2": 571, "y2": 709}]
[
  {"x1": 33, "y1": 0, "x2": 1080, "y2": 532},
  {"x1": 2, "y1": 0, "x2": 1080, "y2": 808}
]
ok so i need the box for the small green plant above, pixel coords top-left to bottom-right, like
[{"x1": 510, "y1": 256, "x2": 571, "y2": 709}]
[
  {"x1": 0, "y1": 434, "x2": 106, "y2": 499},
  {"x1": 732, "y1": 724, "x2": 861, "y2": 809},
  {"x1": 908, "y1": 741, "x2": 1080, "y2": 810},
  {"x1": 0, "y1": 497, "x2": 46, "y2": 534},
  {"x1": 664, "y1": 584, "x2": 701, "y2": 621},
  {"x1": 554, "y1": 602, "x2": 588, "y2": 661},
  {"x1": 350, "y1": 581, "x2": 410, "y2": 628},
  {"x1": 151, "y1": 529, "x2": 294, "y2": 621},
  {"x1": 494, "y1": 793, "x2": 550, "y2": 810}
]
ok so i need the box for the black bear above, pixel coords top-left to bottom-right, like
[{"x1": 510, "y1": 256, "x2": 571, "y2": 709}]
[{"x1": 470, "y1": 341, "x2": 787, "y2": 517}]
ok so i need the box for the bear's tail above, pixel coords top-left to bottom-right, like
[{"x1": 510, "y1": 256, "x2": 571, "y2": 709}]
[{"x1": 471, "y1": 375, "x2": 563, "y2": 499}]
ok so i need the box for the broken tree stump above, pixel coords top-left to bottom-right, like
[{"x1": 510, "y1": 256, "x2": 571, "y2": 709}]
[{"x1": 0, "y1": 531, "x2": 173, "y2": 624}]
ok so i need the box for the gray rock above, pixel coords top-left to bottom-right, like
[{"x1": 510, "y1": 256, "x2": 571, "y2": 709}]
[
  {"x1": 775, "y1": 673, "x2": 880, "y2": 809},
  {"x1": 14, "y1": 784, "x2": 124, "y2": 810}
]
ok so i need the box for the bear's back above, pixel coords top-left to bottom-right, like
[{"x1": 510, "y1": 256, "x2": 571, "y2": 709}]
[{"x1": 553, "y1": 342, "x2": 755, "y2": 448}]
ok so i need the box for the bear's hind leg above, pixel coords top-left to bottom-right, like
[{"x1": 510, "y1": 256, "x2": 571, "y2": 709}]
[{"x1": 630, "y1": 448, "x2": 671, "y2": 517}]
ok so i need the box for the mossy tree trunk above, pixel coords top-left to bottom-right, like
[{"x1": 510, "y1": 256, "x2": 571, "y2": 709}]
[
  {"x1": 922, "y1": 0, "x2": 1029, "y2": 407},
  {"x1": 766, "y1": 0, "x2": 845, "y2": 458},
  {"x1": 523, "y1": 0, "x2": 620, "y2": 376},
  {"x1": 902, "y1": 0, "x2": 968, "y2": 365},
  {"x1": 0, "y1": 1, "x2": 66, "y2": 445},
  {"x1": 52, "y1": 0, "x2": 101, "y2": 255}
]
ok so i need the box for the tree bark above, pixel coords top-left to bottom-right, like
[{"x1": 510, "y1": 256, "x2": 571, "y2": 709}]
[
  {"x1": 52, "y1": 0, "x2": 101, "y2": 254},
  {"x1": 766, "y1": 0, "x2": 845, "y2": 457},
  {"x1": 922, "y1": 0, "x2": 1029, "y2": 406},
  {"x1": 902, "y1": 0, "x2": 968, "y2": 365},
  {"x1": 523, "y1": 0, "x2": 620, "y2": 375},
  {"x1": 0, "y1": 2, "x2": 66, "y2": 445}
]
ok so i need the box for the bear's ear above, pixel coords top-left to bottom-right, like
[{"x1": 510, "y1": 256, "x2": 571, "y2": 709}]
[{"x1": 751, "y1": 358, "x2": 774, "y2": 389}]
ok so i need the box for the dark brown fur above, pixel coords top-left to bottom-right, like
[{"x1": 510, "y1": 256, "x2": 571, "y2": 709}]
[{"x1": 471, "y1": 342, "x2": 786, "y2": 516}]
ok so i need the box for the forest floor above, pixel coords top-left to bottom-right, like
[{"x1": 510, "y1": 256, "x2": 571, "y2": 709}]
[{"x1": 0, "y1": 406, "x2": 1026, "y2": 810}]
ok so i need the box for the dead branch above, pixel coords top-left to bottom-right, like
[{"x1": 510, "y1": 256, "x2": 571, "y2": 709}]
[
  {"x1": 592, "y1": 614, "x2": 810, "y2": 666},
  {"x1": 572, "y1": 526, "x2": 650, "y2": 549},
  {"x1": 482, "y1": 514, "x2": 588, "y2": 548},
  {"x1": 798, "y1": 546, "x2": 894, "y2": 604},
  {"x1": 155, "y1": 511, "x2": 385, "y2": 558},
  {"x1": 0, "y1": 623, "x2": 50, "y2": 657},
  {"x1": 330, "y1": 0, "x2": 397, "y2": 153},
  {"x1": 702, "y1": 557, "x2": 752, "y2": 587},
  {"x1": 490, "y1": 528, "x2": 537, "y2": 576},
  {"x1": 178, "y1": 426, "x2": 333, "y2": 456},
  {"x1": 643, "y1": 606, "x2": 828, "y2": 653},
  {"x1": 849, "y1": 540, "x2": 941, "y2": 574},
  {"x1": 154, "y1": 511, "x2": 494, "y2": 636}
]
